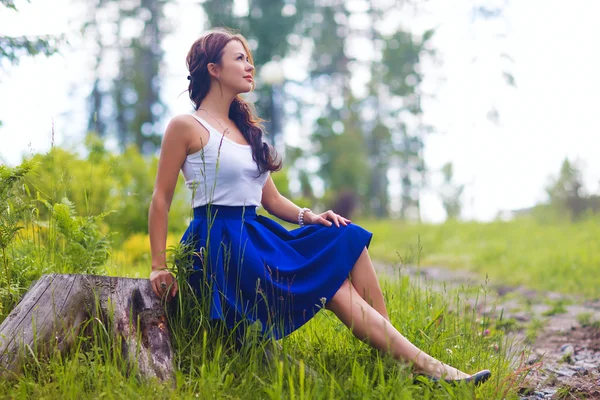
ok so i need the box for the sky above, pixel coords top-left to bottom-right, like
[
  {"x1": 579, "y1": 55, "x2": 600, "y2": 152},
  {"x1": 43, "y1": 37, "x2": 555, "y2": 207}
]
[{"x1": 1, "y1": 0, "x2": 599, "y2": 222}]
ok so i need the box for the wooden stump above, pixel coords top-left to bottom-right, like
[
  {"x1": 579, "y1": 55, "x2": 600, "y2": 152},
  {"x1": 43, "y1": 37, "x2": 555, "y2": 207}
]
[{"x1": 0, "y1": 274, "x2": 174, "y2": 382}]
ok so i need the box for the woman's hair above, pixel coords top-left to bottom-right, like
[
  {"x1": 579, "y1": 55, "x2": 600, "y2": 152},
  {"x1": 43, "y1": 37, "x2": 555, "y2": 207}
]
[{"x1": 186, "y1": 27, "x2": 282, "y2": 175}]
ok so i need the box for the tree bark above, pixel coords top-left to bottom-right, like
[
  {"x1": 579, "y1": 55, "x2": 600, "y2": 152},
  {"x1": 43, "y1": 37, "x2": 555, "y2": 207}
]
[{"x1": 0, "y1": 274, "x2": 173, "y2": 382}]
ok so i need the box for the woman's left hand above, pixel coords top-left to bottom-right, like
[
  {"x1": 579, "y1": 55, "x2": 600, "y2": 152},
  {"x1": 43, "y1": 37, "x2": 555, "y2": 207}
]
[{"x1": 304, "y1": 209, "x2": 351, "y2": 228}]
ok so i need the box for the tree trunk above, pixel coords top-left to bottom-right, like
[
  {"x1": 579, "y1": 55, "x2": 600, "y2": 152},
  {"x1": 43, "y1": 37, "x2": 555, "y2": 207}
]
[{"x1": 0, "y1": 274, "x2": 173, "y2": 382}]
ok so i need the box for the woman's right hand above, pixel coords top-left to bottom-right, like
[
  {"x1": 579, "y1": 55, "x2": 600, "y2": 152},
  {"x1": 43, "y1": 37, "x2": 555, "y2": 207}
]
[{"x1": 150, "y1": 269, "x2": 178, "y2": 300}]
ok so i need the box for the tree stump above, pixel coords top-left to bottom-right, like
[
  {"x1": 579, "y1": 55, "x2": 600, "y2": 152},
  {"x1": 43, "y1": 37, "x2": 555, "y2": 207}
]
[{"x1": 0, "y1": 274, "x2": 174, "y2": 382}]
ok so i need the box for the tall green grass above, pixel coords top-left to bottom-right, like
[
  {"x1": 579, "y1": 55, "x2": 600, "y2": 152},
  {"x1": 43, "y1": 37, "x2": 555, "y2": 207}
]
[
  {"x1": 361, "y1": 217, "x2": 600, "y2": 299},
  {"x1": 1, "y1": 265, "x2": 524, "y2": 399},
  {"x1": 0, "y1": 162, "x2": 111, "y2": 316}
]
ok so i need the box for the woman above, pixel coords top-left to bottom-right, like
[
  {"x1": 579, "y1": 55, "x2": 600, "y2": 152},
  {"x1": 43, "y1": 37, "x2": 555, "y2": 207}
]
[{"x1": 148, "y1": 28, "x2": 490, "y2": 385}]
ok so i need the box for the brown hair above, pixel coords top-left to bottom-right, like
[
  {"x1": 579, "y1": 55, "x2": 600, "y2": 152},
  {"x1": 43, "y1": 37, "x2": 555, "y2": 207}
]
[{"x1": 186, "y1": 28, "x2": 282, "y2": 175}]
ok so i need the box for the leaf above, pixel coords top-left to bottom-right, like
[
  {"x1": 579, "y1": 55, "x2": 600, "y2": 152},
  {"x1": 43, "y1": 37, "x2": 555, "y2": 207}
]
[
  {"x1": 0, "y1": 0, "x2": 20, "y2": 11},
  {"x1": 503, "y1": 71, "x2": 517, "y2": 87},
  {"x1": 423, "y1": 308, "x2": 445, "y2": 332},
  {"x1": 421, "y1": 28, "x2": 435, "y2": 43}
]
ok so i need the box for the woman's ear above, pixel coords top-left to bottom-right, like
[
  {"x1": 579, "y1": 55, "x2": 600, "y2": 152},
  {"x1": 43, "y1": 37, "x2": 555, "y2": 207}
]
[{"x1": 207, "y1": 62, "x2": 220, "y2": 79}]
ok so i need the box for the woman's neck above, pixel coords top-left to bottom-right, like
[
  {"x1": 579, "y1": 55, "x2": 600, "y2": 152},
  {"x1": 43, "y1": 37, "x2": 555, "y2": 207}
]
[{"x1": 198, "y1": 87, "x2": 236, "y2": 120}]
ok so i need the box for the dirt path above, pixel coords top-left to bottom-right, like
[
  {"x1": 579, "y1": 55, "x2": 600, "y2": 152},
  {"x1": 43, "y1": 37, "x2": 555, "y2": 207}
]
[{"x1": 374, "y1": 261, "x2": 600, "y2": 399}]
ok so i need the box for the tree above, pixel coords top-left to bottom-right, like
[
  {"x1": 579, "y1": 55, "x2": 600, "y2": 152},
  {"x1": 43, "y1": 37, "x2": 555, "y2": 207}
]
[
  {"x1": 84, "y1": 0, "x2": 167, "y2": 154},
  {"x1": 438, "y1": 162, "x2": 464, "y2": 220},
  {"x1": 381, "y1": 27, "x2": 435, "y2": 220},
  {"x1": 360, "y1": 4, "x2": 393, "y2": 218},
  {"x1": 0, "y1": 0, "x2": 62, "y2": 69},
  {"x1": 301, "y1": 0, "x2": 373, "y2": 217},
  {"x1": 546, "y1": 158, "x2": 586, "y2": 220},
  {"x1": 0, "y1": 0, "x2": 62, "y2": 126},
  {"x1": 311, "y1": 103, "x2": 370, "y2": 218},
  {"x1": 199, "y1": 0, "x2": 438, "y2": 220},
  {"x1": 201, "y1": 0, "x2": 313, "y2": 147}
]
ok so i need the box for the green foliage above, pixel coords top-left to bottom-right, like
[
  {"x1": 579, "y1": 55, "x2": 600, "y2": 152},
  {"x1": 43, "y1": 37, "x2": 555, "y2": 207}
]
[
  {"x1": 0, "y1": 162, "x2": 32, "y2": 250},
  {"x1": 202, "y1": 0, "x2": 311, "y2": 65},
  {"x1": 201, "y1": 1, "x2": 314, "y2": 148},
  {"x1": 0, "y1": 1, "x2": 62, "y2": 69},
  {"x1": 439, "y1": 162, "x2": 465, "y2": 220},
  {"x1": 23, "y1": 135, "x2": 190, "y2": 243},
  {"x1": 43, "y1": 198, "x2": 111, "y2": 274},
  {"x1": 542, "y1": 299, "x2": 568, "y2": 317},
  {"x1": 83, "y1": 0, "x2": 166, "y2": 153},
  {"x1": 379, "y1": 28, "x2": 435, "y2": 219},
  {"x1": 0, "y1": 162, "x2": 111, "y2": 319},
  {"x1": 546, "y1": 158, "x2": 583, "y2": 216},
  {"x1": 367, "y1": 122, "x2": 393, "y2": 218},
  {"x1": 0, "y1": 162, "x2": 34, "y2": 310},
  {"x1": 525, "y1": 318, "x2": 544, "y2": 344},
  {"x1": 576, "y1": 312, "x2": 600, "y2": 329},
  {"x1": 544, "y1": 158, "x2": 600, "y2": 221},
  {"x1": 271, "y1": 166, "x2": 291, "y2": 199},
  {"x1": 382, "y1": 29, "x2": 430, "y2": 100},
  {"x1": 108, "y1": 232, "x2": 181, "y2": 276},
  {"x1": 305, "y1": 3, "x2": 348, "y2": 78},
  {"x1": 494, "y1": 317, "x2": 519, "y2": 333},
  {"x1": 0, "y1": 35, "x2": 62, "y2": 67},
  {"x1": 313, "y1": 115, "x2": 369, "y2": 194},
  {"x1": 361, "y1": 215, "x2": 600, "y2": 298},
  {"x1": 311, "y1": 107, "x2": 370, "y2": 219},
  {"x1": 0, "y1": 0, "x2": 17, "y2": 10},
  {"x1": 1, "y1": 257, "x2": 521, "y2": 399}
]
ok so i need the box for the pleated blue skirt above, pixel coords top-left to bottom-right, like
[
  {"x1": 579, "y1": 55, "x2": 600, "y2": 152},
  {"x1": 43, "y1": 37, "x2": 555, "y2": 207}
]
[{"x1": 180, "y1": 204, "x2": 373, "y2": 340}]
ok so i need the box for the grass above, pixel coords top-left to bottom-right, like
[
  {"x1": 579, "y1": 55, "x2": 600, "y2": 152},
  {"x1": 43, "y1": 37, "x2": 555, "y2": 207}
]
[
  {"x1": 576, "y1": 312, "x2": 600, "y2": 329},
  {"x1": 1, "y1": 194, "x2": 525, "y2": 398},
  {"x1": 541, "y1": 300, "x2": 568, "y2": 317},
  {"x1": 359, "y1": 216, "x2": 600, "y2": 299},
  {"x1": 102, "y1": 238, "x2": 525, "y2": 399},
  {"x1": 6, "y1": 204, "x2": 591, "y2": 398},
  {"x1": 0, "y1": 270, "x2": 524, "y2": 399}
]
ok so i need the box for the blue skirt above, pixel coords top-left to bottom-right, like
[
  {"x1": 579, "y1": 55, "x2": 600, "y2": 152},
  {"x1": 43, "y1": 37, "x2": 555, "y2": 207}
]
[{"x1": 180, "y1": 204, "x2": 373, "y2": 340}]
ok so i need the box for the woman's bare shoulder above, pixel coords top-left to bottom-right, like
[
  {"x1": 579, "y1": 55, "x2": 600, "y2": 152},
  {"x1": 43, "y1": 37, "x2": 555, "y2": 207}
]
[
  {"x1": 164, "y1": 114, "x2": 209, "y2": 154},
  {"x1": 166, "y1": 114, "x2": 198, "y2": 132},
  {"x1": 163, "y1": 114, "x2": 199, "y2": 142}
]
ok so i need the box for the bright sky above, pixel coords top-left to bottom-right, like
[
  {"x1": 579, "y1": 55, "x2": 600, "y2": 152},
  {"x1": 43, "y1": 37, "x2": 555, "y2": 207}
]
[{"x1": 1, "y1": 0, "x2": 599, "y2": 222}]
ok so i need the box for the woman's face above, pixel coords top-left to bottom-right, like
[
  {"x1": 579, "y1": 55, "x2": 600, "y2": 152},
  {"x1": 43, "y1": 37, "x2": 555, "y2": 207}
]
[{"x1": 212, "y1": 40, "x2": 255, "y2": 94}]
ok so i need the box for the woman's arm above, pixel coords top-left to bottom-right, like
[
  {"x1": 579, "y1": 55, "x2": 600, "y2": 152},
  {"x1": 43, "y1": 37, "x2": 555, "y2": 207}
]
[
  {"x1": 148, "y1": 115, "x2": 199, "y2": 298},
  {"x1": 260, "y1": 176, "x2": 303, "y2": 224},
  {"x1": 260, "y1": 176, "x2": 351, "y2": 228}
]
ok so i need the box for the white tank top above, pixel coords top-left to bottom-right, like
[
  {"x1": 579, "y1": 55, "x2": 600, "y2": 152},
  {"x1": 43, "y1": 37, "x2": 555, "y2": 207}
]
[{"x1": 181, "y1": 115, "x2": 270, "y2": 208}]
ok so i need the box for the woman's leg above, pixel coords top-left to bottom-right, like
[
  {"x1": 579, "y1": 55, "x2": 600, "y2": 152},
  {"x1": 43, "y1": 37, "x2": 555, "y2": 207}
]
[
  {"x1": 326, "y1": 279, "x2": 470, "y2": 380},
  {"x1": 349, "y1": 247, "x2": 389, "y2": 321}
]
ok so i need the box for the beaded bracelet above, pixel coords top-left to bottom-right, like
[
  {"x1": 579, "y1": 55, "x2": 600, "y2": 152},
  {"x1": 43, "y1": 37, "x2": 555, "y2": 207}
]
[{"x1": 298, "y1": 207, "x2": 311, "y2": 227}]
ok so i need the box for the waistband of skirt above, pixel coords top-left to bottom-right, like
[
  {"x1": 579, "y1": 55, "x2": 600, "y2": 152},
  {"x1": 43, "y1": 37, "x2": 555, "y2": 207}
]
[{"x1": 193, "y1": 204, "x2": 257, "y2": 220}]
